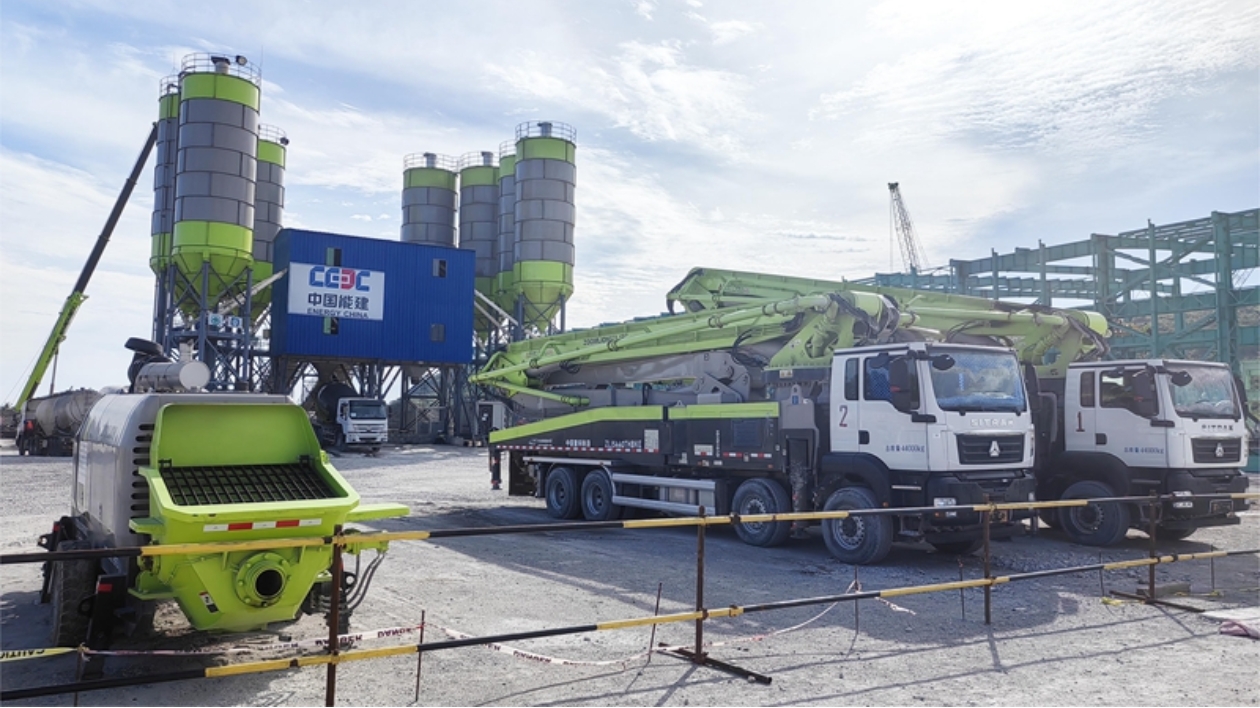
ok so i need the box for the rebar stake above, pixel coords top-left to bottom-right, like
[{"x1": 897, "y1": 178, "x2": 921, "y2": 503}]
[
  {"x1": 983, "y1": 499, "x2": 992, "y2": 626},
  {"x1": 326, "y1": 525, "x2": 344, "y2": 707},
  {"x1": 414, "y1": 609, "x2": 425, "y2": 702},
  {"x1": 694, "y1": 506, "x2": 706, "y2": 663}
]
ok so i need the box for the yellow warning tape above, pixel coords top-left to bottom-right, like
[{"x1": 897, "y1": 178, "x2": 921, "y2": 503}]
[{"x1": 0, "y1": 647, "x2": 77, "y2": 663}]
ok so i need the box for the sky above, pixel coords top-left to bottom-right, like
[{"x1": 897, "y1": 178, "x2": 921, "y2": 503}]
[{"x1": 1, "y1": 0, "x2": 1257, "y2": 402}]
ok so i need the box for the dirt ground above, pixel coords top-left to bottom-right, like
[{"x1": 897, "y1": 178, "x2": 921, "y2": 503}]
[{"x1": 1, "y1": 441, "x2": 1258, "y2": 706}]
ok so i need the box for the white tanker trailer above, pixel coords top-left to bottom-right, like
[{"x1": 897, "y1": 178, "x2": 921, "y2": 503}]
[{"x1": 16, "y1": 388, "x2": 102, "y2": 457}]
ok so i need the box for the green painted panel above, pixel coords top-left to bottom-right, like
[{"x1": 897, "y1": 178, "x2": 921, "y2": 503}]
[
  {"x1": 404, "y1": 168, "x2": 458, "y2": 190},
  {"x1": 257, "y1": 140, "x2": 287, "y2": 167},
  {"x1": 491, "y1": 406, "x2": 663, "y2": 443},
  {"x1": 150, "y1": 232, "x2": 172, "y2": 274},
  {"x1": 180, "y1": 73, "x2": 261, "y2": 109},
  {"x1": 172, "y1": 220, "x2": 253, "y2": 292},
  {"x1": 158, "y1": 94, "x2": 180, "y2": 120},
  {"x1": 516, "y1": 136, "x2": 576, "y2": 162},
  {"x1": 514, "y1": 260, "x2": 574, "y2": 284},
  {"x1": 459, "y1": 165, "x2": 499, "y2": 187},
  {"x1": 667, "y1": 402, "x2": 780, "y2": 420},
  {"x1": 499, "y1": 154, "x2": 516, "y2": 175}
]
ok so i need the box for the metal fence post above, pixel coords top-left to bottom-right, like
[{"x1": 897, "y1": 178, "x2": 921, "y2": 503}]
[
  {"x1": 326, "y1": 525, "x2": 344, "y2": 707},
  {"x1": 695, "y1": 507, "x2": 706, "y2": 662}
]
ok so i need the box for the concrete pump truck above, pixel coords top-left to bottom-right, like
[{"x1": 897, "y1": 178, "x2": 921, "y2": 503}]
[
  {"x1": 473, "y1": 269, "x2": 1113, "y2": 564},
  {"x1": 665, "y1": 268, "x2": 1252, "y2": 547},
  {"x1": 476, "y1": 267, "x2": 1249, "y2": 560}
]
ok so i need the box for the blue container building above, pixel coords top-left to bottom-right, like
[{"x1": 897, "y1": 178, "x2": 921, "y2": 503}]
[{"x1": 271, "y1": 229, "x2": 474, "y2": 364}]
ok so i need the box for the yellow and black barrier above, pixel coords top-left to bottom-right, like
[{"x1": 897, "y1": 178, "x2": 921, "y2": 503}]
[
  {"x1": 4, "y1": 545, "x2": 1256, "y2": 702},
  {"x1": 3, "y1": 492, "x2": 1256, "y2": 566}
]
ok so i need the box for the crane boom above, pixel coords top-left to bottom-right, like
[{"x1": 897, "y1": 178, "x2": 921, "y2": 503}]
[
  {"x1": 889, "y1": 182, "x2": 927, "y2": 271},
  {"x1": 14, "y1": 124, "x2": 157, "y2": 410}
]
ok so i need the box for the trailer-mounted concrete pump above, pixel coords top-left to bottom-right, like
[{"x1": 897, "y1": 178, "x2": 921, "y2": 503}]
[
  {"x1": 475, "y1": 268, "x2": 1248, "y2": 561},
  {"x1": 39, "y1": 338, "x2": 409, "y2": 661}
]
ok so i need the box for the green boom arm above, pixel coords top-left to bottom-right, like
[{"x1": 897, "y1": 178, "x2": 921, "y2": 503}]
[{"x1": 14, "y1": 124, "x2": 156, "y2": 410}]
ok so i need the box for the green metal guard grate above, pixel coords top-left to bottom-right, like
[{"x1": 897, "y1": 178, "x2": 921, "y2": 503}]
[{"x1": 157, "y1": 456, "x2": 336, "y2": 506}]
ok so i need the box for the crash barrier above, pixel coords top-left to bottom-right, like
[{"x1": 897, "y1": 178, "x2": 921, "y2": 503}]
[{"x1": 2, "y1": 491, "x2": 1257, "y2": 704}]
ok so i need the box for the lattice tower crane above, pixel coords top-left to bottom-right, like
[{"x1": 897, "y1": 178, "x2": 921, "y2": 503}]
[{"x1": 888, "y1": 182, "x2": 927, "y2": 271}]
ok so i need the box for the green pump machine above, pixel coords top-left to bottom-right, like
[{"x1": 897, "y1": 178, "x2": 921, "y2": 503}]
[{"x1": 39, "y1": 338, "x2": 408, "y2": 661}]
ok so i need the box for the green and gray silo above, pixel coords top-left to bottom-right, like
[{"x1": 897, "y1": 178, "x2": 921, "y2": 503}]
[
  {"x1": 458, "y1": 152, "x2": 500, "y2": 334},
  {"x1": 401, "y1": 153, "x2": 458, "y2": 246},
  {"x1": 151, "y1": 76, "x2": 180, "y2": 276},
  {"x1": 253, "y1": 124, "x2": 288, "y2": 283},
  {"x1": 513, "y1": 121, "x2": 576, "y2": 331},
  {"x1": 495, "y1": 142, "x2": 517, "y2": 315},
  {"x1": 172, "y1": 53, "x2": 261, "y2": 306}
]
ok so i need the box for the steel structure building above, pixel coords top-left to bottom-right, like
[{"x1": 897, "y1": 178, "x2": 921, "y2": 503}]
[{"x1": 861, "y1": 209, "x2": 1259, "y2": 374}]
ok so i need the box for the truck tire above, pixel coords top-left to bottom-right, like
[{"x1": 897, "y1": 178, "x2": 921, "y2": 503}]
[
  {"x1": 544, "y1": 467, "x2": 582, "y2": 520},
  {"x1": 731, "y1": 478, "x2": 792, "y2": 547},
  {"x1": 580, "y1": 469, "x2": 621, "y2": 521},
  {"x1": 1057, "y1": 480, "x2": 1130, "y2": 547},
  {"x1": 50, "y1": 541, "x2": 96, "y2": 647},
  {"x1": 821, "y1": 487, "x2": 893, "y2": 565}
]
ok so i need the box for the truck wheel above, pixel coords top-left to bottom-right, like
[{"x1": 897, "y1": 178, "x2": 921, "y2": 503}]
[
  {"x1": 732, "y1": 478, "x2": 792, "y2": 547},
  {"x1": 1057, "y1": 480, "x2": 1130, "y2": 547},
  {"x1": 821, "y1": 487, "x2": 893, "y2": 565},
  {"x1": 580, "y1": 469, "x2": 621, "y2": 521},
  {"x1": 50, "y1": 541, "x2": 95, "y2": 647},
  {"x1": 930, "y1": 539, "x2": 983, "y2": 556},
  {"x1": 544, "y1": 467, "x2": 582, "y2": 520}
]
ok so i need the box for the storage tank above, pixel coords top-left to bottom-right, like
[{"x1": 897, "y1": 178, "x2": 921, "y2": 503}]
[
  {"x1": 495, "y1": 141, "x2": 517, "y2": 315},
  {"x1": 513, "y1": 121, "x2": 576, "y2": 331},
  {"x1": 171, "y1": 53, "x2": 261, "y2": 306},
  {"x1": 150, "y1": 76, "x2": 180, "y2": 276},
  {"x1": 253, "y1": 125, "x2": 288, "y2": 268},
  {"x1": 401, "y1": 153, "x2": 457, "y2": 246},
  {"x1": 33, "y1": 389, "x2": 102, "y2": 437},
  {"x1": 458, "y1": 151, "x2": 500, "y2": 333},
  {"x1": 251, "y1": 124, "x2": 287, "y2": 316}
]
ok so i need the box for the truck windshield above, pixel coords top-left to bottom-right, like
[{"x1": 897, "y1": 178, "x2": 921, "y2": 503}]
[
  {"x1": 930, "y1": 350, "x2": 1026, "y2": 413},
  {"x1": 348, "y1": 401, "x2": 388, "y2": 420},
  {"x1": 1168, "y1": 366, "x2": 1238, "y2": 419}
]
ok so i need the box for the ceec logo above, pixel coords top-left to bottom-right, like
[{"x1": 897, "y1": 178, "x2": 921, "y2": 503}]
[{"x1": 309, "y1": 266, "x2": 372, "y2": 292}]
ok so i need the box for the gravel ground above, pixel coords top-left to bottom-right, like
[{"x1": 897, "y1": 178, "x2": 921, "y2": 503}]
[{"x1": 2, "y1": 440, "x2": 1258, "y2": 706}]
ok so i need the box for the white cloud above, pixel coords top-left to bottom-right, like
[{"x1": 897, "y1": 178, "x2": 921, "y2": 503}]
[{"x1": 813, "y1": 1, "x2": 1260, "y2": 159}]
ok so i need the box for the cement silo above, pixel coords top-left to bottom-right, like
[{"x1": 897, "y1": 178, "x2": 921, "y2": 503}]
[
  {"x1": 458, "y1": 151, "x2": 499, "y2": 316},
  {"x1": 171, "y1": 53, "x2": 260, "y2": 307},
  {"x1": 513, "y1": 121, "x2": 576, "y2": 332},
  {"x1": 401, "y1": 153, "x2": 457, "y2": 246},
  {"x1": 150, "y1": 76, "x2": 180, "y2": 276},
  {"x1": 254, "y1": 125, "x2": 288, "y2": 271},
  {"x1": 495, "y1": 141, "x2": 516, "y2": 315}
]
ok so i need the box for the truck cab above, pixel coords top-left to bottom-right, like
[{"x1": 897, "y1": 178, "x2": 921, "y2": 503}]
[
  {"x1": 820, "y1": 342, "x2": 1037, "y2": 559},
  {"x1": 1043, "y1": 359, "x2": 1250, "y2": 544},
  {"x1": 332, "y1": 397, "x2": 389, "y2": 450}
]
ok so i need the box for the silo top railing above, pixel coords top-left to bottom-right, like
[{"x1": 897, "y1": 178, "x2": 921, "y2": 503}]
[
  {"x1": 179, "y1": 53, "x2": 261, "y2": 84},
  {"x1": 515, "y1": 121, "x2": 577, "y2": 142},
  {"x1": 403, "y1": 153, "x2": 458, "y2": 171}
]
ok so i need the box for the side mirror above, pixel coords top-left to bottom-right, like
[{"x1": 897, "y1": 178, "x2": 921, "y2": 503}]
[
  {"x1": 889, "y1": 358, "x2": 917, "y2": 412},
  {"x1": 1170, "y1": 370, "x2": 1192, "y2": 387},
  {"x1": 931, "y1": 354, "x2": 955, "y2": 371}
]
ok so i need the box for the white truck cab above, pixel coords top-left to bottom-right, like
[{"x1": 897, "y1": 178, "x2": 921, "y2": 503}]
[
  {"x1": 333, "y1": 398, "x2": 388, "y2": 450},
  {"x1": 1043, "y1": 359, "x2": 1249, "y2": 544}
]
